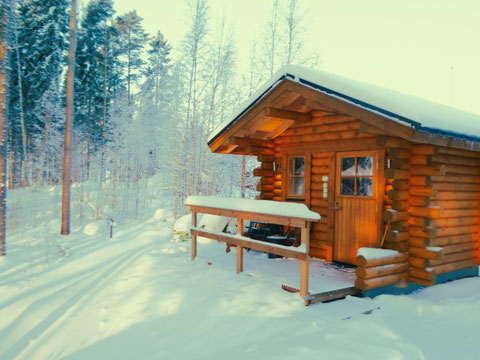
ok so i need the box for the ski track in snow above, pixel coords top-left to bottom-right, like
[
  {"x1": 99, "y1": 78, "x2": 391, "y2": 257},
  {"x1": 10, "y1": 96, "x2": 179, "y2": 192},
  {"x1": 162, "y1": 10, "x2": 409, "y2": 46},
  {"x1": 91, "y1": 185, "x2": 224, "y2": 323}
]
[{"x1": 0, "y1": 209, "x2": 480, "y2": 359}]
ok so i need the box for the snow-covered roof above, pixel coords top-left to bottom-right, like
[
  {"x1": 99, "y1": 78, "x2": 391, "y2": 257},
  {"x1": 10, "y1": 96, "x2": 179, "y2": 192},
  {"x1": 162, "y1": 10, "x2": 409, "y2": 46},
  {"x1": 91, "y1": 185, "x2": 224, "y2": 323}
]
[
  {"x1": 186, "y1": 196, "x2": 321, "y2": 221},
  {"x1": 208, "y1": 65, "x2": 480, "y2": 145}
]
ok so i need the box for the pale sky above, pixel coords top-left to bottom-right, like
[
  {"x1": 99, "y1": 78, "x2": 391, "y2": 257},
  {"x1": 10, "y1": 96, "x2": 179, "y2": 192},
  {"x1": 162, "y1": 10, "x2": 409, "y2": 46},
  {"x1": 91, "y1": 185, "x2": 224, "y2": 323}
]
[{"x1": 89, "y1": 0, "x2": 480, "y2": 116}]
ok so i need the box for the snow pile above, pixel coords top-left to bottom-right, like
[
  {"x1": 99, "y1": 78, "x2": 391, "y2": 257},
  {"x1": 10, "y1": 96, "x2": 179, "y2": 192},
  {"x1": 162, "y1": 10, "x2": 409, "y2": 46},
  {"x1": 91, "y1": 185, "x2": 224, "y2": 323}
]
[
  {"x1": 153, "y1": 208, "x2": 175, "y2": 223},
  {"x1": 84, "y1": 222, "x2": 100, "y2": 236},
  {"x1": 1, "y1": 187, "x2": 480, "y2": 360},
  {"x1": 357, "y1": 247, "x2": 399, "y2": 259}
]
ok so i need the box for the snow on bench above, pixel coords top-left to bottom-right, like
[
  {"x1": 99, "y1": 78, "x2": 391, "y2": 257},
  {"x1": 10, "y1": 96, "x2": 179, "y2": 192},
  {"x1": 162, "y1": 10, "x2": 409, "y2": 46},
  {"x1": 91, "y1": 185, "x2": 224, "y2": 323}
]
[{"x1": 185, "y1": 196, "x2": 321, "y2": 221}]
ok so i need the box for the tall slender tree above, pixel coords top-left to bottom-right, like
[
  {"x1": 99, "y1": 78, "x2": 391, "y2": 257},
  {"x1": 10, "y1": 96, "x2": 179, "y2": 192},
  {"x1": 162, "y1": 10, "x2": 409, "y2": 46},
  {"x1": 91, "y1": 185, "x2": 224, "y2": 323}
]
[
  {"x1": 75, "y1": 0, "x2": 115, "y2": 176},
  {"x1": 115, "y1": 11, "x2": 148, "y2": 105},
  {"x1": 0, "y1": 0, "x2": 10, "y2": 254},
  {"x1": 61, "y1": 0, "x2": 78, "y2": 235}
]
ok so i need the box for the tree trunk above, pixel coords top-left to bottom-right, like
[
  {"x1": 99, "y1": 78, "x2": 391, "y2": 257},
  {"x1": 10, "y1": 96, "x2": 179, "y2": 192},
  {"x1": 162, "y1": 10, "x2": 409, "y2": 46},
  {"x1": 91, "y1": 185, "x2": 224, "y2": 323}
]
[
  {"x1": 43, "y1": 112, "x2": 48, "y2": 185},
  {"x1": 0, "y1": 1, "x2": 9, "y2": 255},
  {"x1": 61, "y1": 0, "x2": 77, "y2": 235},
  {"x1": 12, "y1": 16, "x2": 27, "y2": 188}
]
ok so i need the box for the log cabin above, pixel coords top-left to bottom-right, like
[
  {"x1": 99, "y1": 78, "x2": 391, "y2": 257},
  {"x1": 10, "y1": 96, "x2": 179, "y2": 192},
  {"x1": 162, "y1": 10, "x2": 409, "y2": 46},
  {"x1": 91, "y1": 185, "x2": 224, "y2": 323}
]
[{"x1": 206, "y1": 65, "x2": 480, "y2": 294}]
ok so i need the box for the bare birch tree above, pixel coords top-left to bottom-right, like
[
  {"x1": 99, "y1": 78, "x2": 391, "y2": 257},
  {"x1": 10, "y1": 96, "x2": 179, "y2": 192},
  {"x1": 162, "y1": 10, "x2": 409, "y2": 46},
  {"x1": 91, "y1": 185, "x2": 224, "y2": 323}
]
[
  {"x1": 61, "y1": 0, "x2": 78, "y2": 235},
  {"x1": 262, "y1": 0, "x2": 280, "y2": 76}
]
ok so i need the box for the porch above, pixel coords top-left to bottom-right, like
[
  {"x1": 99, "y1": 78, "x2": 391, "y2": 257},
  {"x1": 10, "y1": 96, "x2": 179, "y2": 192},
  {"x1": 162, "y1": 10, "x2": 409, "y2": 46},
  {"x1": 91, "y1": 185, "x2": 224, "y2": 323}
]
[{"x1": 185, "y1": 196, "x2": 359, "y2": 304}]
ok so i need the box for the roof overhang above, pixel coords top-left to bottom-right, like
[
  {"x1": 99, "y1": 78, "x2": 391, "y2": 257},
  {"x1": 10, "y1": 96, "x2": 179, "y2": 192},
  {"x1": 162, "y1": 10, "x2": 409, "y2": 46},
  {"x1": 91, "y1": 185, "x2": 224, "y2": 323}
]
[{"x1": 208, "y1": 66, "x2": 480, "y2": 154}]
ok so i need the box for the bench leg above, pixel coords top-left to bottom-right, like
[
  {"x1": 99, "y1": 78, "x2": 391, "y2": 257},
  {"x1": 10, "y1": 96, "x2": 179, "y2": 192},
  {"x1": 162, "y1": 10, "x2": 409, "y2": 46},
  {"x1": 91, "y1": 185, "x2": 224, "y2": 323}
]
[
  {"x1": 237, "y1": 245, "x2": 243, "y2": 274},
  {"x1": 236, "y1": 218, "x2": 244, "y2": 274},
  {"x1": 300, "y1": 258, "x2": 309, "y2": 297},
  {"x1": 300, "y1": 224, "x2": 310, "y2": 297},
  {"x1": 191, "y1": 211, "x2": 197, "y2": 261}
]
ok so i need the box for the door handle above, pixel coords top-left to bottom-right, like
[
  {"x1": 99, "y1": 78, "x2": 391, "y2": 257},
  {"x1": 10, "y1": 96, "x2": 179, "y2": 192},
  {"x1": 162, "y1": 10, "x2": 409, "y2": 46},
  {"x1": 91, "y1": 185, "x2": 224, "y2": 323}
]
[{"x1": 333, "y1": 201, "x2": 342, "y2": 210}]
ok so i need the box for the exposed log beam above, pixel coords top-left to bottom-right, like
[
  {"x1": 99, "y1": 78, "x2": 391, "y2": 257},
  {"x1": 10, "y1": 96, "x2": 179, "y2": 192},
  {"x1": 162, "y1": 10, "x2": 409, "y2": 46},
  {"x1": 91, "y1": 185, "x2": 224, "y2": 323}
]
[
  {"x1": 286, "y1": 81, "x2": 416, "y2": 140},
  {"x1": 209, "y1": 81, "x2": 291, "y2": 152},
  {"x1": 264, "y1": 107, "x2": 312, "y2": 122},
  {"x1": 411, "y1": 130, "x2": 480, "y2": 153},
  {"x1": 230, "y1": 137, "x2": 274, "y2": 148}
]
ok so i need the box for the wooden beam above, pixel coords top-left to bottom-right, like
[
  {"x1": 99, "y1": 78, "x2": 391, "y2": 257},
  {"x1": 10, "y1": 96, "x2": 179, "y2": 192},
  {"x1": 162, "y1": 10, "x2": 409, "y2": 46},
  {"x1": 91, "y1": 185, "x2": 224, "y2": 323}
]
[
  {"x1": 191, "y1": 211, "x2": 197, "y2": 260},
  {"x1": 285, "y1": 81, "x2": 416, "y2": 140},
  {"x1": 264, "y1": 107, "x2": 312, "y2": 122},
  {"x1": 306, "y1": 287, "x2": 361, "y2": 305},
  {"x1": 209, "y1": 81, "x2": 291, "y2": 152},
  {"x1": 411, "y1": 130, "x2": 480, "y2": 153},
  {"x1": 300, "y1": 223, "x2": 311, "y2": 298},
  {"x1": 279, "y1": 136, "x2": 380, "y2": 155},
  {"x1": 230, "y1": 137, "x2": 274, "y2": 148},
  {"x1": 190, "y1": 228, "x2": 307, "y2": 261},
  {"x1": 187, "y1": 205, "x2": 315, "y2": 228},
  {"x1": 236, "y1": 218, "x2": 244, "y2": 274}
]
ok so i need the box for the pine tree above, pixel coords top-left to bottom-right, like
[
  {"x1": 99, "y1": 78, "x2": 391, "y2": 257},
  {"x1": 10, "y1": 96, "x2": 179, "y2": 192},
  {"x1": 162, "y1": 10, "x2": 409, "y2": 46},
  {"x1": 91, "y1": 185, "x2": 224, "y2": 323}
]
[
  {"x1": 115, "y1": 11, "x2": 148, "y2": 105},
  {"x1": 17, "y1": 0, "x2": 69, "y2": 135},
  {"x1": 75, "y1": 0, "x2": 115, "y2": 176},
  {"x1": 61, "y1": 0, "x2": 78, "y2": 235},
  {"x1": 9, "y1": 0, "x2": 69, "y2": 187}
]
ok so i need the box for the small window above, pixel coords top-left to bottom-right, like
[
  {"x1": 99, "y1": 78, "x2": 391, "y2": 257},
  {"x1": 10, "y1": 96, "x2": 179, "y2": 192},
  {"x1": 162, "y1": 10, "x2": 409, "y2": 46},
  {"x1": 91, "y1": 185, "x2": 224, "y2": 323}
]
[
  {"x1": 288, "y1": 157, "x2": 305, "y2": 198},
  {"x1": 340, "y1": 156, "x2": 373, "y2": 197}
]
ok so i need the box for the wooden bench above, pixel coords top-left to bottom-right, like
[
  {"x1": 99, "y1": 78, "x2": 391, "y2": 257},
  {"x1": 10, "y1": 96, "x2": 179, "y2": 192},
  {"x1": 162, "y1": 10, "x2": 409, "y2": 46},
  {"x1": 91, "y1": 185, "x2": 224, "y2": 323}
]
[{"x1": 185, "y1": 196, "x2": 320, "y2": 298}]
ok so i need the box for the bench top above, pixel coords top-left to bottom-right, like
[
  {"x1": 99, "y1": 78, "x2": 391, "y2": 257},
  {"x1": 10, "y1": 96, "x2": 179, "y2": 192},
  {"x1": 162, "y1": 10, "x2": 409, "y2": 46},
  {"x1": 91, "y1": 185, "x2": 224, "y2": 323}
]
[{"x1": 185, "y1": 196, "x2": 321, "y2": 221}]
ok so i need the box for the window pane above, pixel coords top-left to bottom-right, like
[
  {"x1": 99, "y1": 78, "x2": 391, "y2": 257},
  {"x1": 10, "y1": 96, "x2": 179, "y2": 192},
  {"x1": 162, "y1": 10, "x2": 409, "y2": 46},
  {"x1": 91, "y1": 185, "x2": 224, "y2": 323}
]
[
  {"x1": 357, "y1": 156, "x2": 373, "y2": 176},
  {"x1": 341, "y1": 157, "x2": 355, "y2": 176},
  {"x1": 340, "y1": 177, "x2": 355, "y2": 195},
  {"x1": 356, "y1": 177, "x2": 373, "y2": 196},
  {"x1": 290, "y1": 157, "x2": 305, "y2": 176},
  {"x1": 289, "y1": 177, "x2": 304, "y2": 196}
]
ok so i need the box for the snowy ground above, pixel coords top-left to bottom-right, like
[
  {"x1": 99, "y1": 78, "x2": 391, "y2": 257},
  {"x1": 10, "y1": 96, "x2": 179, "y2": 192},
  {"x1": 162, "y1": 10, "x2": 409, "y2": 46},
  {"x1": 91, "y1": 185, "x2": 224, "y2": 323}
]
[{"x1": 1, "y1": 189, "x2": 480, "y2": 359}]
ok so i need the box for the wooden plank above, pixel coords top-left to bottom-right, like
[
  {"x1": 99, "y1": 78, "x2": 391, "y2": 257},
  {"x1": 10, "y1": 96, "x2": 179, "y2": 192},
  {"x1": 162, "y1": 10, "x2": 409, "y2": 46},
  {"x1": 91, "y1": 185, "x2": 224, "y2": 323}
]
[
  {"x1": 264, "y1": 107, "x2": 312, "y2": 122},
  {"x1": 237, "y1": 218, "x2": 244, "y2": 274},
  {"x1": 307, "y1": 287, "x2": 361, "y2": 305},
  {"x1": 411, "y1": 130, "x2": 480, "y2": 153},
  {"x1": 230, "y1": 137, "x2": 274, "y2": 148},
  {"x1": 187, "y1": 205, "x2": 313, "y2": 228},
  {"x1": 300, "y1": 223, "x2": 311, "y2": 298},
  {"x1": 190, "y1": 229, "x2": 307, "y2": 261},
  {"x1": 326, "y1": 153, "x2": 336, "y2": 262},
  {"x1": 278, "y1": 137, "x2": 380, "y2": 154}
]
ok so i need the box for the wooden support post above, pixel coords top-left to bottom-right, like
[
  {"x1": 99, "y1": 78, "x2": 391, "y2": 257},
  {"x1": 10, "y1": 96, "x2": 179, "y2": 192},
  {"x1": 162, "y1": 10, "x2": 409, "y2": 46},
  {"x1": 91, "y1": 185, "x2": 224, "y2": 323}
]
[
  {"x1": 300, "y1": 222, "x2": 311, "y2": 298},
  {"x1": 191, "y1": 211, "x2": 197, "y2": 261},
  {"x1": 236, "y1": 218, "x2": 244, "y2": 274}
]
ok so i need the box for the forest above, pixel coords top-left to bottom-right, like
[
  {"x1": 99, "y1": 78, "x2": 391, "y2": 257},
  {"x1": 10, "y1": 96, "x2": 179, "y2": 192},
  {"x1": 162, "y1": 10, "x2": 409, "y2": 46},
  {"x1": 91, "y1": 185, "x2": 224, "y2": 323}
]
[{"x1": 0, "y1": 0, "x2": 317, "y2": 248}]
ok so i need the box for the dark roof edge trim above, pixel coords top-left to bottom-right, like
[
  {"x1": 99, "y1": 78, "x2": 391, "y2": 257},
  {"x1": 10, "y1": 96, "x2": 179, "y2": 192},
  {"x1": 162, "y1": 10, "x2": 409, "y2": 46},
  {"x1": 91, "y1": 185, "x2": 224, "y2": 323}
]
[
  {"x1": 207, "y1": 73, "x2": 295, "y2": 146},
  {"x1": 417, "y1": 127, "x2": 480, "y2": 143}
]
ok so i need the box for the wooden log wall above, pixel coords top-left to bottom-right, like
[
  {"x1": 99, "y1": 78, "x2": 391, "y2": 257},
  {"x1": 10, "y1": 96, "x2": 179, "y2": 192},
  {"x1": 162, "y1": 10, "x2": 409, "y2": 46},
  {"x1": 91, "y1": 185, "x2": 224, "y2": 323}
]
[
  {"x1": 406, "y1": 144, "x2": 480, "y2": 285},
  {"x1": 355, "y1": 251, "x2": 409, "y2": 290},
  {"x1": 272, "y1": 114, "x2": 377, "y2": 261},
  {"x1": 309, "y1": 152, "x2": 332, "y2": 260},
  {"x1": 254, "y1": 154, "x2": 282, "y2": 201},
  {"x1": 383, "y1": 140, "x2": 413, "y2": 255}
]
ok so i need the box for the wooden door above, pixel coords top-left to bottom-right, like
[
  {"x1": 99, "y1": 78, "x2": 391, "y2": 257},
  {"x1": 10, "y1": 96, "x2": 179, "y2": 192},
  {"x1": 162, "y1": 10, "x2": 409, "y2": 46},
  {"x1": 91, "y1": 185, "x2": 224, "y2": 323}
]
[{"x1": 334, "y1": 151, "x2": 379, "y2": 264}]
